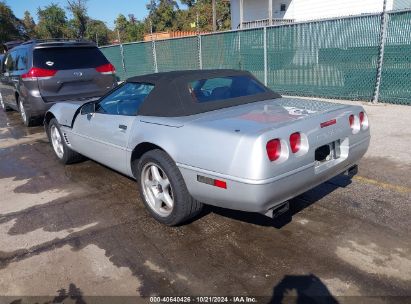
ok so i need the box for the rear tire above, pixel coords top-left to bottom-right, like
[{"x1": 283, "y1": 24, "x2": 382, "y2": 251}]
[
  {"x1": 18, "y1": 98, "x2": 37, "y2": 127},
  {"x1": 48, "y1": 118, "x2": 84, "y2": 164},
  {"x1": 0, "y1": 92, "x2": 12, "y2": 112},
  {"x1": 136, "y1": 149, "x2": 203, "y2": 226}
]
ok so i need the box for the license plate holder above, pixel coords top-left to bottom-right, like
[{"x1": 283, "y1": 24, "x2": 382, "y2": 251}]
[{"x1": 315, "y1": 140, "x2": 340, "y2": 167}]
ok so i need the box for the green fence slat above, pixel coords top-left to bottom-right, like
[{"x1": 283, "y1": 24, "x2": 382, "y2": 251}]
[
  {"x1": 201, "y1": 31, "x2": 241, "y2": 69},
  {"x1": 239, "y1": 28, "x2": 265, "y2": 83},
  {"x1": 123, "y1": 42, "x2": 155, "y2": 78},
  {"x1": 156, "y1": 36, "x2": 199, "y2": 72},
  {"x1": 266, "y1": 15, "x2": 381, "y2": 100},
  {"x1": 100, "y1": 11, "x2": 411, "y2": 105},
  {"x1": 379, "y1": 11, "x2": 411, "y2": 105}
]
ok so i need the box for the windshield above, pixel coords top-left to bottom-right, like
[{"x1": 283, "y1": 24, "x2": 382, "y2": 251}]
[
  {"x1": 189, "y1": 75, "x2": 268, "y2": 103},
  {"x1": 95, "y1": 82, "x2": 155, "y2": 116}
]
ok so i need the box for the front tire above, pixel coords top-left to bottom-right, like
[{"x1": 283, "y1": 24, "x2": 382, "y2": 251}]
[
  {"x1": 48, "y1": 118, "x2": 83, "y2": 164},
  {"x1": 136, "y1": 149, "x2": 203, "y2": 226}
]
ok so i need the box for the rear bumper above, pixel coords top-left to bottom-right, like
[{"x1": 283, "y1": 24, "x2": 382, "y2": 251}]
[
  {"x1": 22, "y1": 93, "x2": 53, "y2": 117},
  {"x1": 178, "y1": 135, "x2": 370, "y2": 213}
]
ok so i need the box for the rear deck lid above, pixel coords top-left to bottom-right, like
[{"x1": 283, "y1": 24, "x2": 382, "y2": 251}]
[
  {"x1": 186, "y1": 97, "x2": 349, "y2": 134},
  {"x1": 33, "y1": 46, "x2": 115, "y2": 102}
]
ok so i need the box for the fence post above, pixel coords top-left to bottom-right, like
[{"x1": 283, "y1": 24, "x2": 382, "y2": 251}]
[
  {"x1": 198, "y1": 34, "x2": 203, "y2": 69},
  {"x1": 263, "y1": 27, "x2": 268, "y2": 86},
  {"x1": 150, "y1": 21, "x2": 158, "y2": 73},
  {"x1": 372, "y1": 0, "x2": 388, "y2": 103},
  {"x1": 117, "y1": 29, "x2": 126, "y2": 74},
  {"x1": 152, "y1": 40, "x2": 158, "y2": 73},
  {"x1": 238, "y1": 30, "x2": 242, "y2": 69}
]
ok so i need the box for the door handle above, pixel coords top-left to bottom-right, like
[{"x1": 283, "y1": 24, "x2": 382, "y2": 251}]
[{"x1": 118, "y1": 124, "x2": 127, "y2": 130}]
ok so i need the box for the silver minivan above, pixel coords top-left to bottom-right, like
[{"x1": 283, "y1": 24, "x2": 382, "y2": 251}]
[{"x1": 0, "y1": 39, "x2": 117, "y2": 126}]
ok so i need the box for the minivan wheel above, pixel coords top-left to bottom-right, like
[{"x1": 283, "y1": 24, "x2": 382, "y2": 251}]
[
  {"x1": 0, "y1": 92, "x2": 11, "y2": 112},
  {"x1": 48, "y1": 118, "x2": 84, "y2": 164},
  {"x1": 136, "y1": 149, "x2": 203, "y2": 226},
  {"x1": 18, "y1": 100, "x2": 36, "y2": 127}
]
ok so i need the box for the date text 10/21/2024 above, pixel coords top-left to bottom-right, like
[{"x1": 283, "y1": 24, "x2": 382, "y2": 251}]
[{"x1": 149, "y1": 296, "x2": 258, "y2": 303}]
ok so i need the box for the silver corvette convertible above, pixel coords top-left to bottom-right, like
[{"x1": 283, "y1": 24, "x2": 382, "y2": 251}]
[{"x1": 44, "y1": 69, "x2": 370, "y2": 225}]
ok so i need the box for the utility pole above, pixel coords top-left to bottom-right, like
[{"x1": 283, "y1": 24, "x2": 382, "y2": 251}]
[{"x1": 212, "y1": 0, "x2": 217, "y2": 32}]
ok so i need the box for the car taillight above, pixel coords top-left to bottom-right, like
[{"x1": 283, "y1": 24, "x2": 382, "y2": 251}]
[
  {"x1": 290, "y1": 132, "x2": 301, "y2": 153},
  {"x1": 266, "y1": 139, "x2": 281, "y2": 161},
  {"x1": 359, "y1": 111, "x2": 369, "y2": 130},
  {"x1": 22, "y1": 67, "x2": 57, "y2": 80},
  {"x1": 360, "y1": 112, "x2": 365, "y2": 124},
  {"x1": 349, "y1": 115, "x2": 355, "y2": 128},
  {"x1": 96, "y1": 63, "x2": 115, "y2": 74}
]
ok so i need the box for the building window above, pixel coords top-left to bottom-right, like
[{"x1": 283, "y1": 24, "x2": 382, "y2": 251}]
[{"x1": 280, "y1": 4, "x2": 286, "y2": 11}]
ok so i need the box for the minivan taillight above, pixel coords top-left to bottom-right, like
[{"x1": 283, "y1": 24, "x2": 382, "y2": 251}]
[
  {"x1": 22, "y1": 67, "x2": 57, "y2": 80},
  {"x1": 290, "y1": 132, "x2": 301, "y2": 153},
  {"x1": 96, "y1": 63, "x2": 115, "y2": 74},
  {"x1": 266, "y1": 139, "x2": 281, "y2": 161}
]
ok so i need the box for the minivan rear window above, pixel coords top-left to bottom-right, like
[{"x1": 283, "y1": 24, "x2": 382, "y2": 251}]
[{"x1": 33, "y1": 47, "x2": 109, "y2": 70}]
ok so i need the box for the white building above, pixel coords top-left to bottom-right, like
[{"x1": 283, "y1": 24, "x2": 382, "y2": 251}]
[{"x1": 230, "y1": 0, "x2": 411, "y2": 29}]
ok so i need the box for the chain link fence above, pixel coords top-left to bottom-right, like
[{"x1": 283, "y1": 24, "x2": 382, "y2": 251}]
[{"x1": 100, "y1": 9, "x2": 411, "y2": 105}]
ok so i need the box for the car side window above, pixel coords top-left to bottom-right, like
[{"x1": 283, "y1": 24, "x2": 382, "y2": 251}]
[
  {"x1": 189, "y1": 76, "x2": 267, "y2": 103},
  {"x1": 4, "y1": 53, "x2": 15, "y2": 73},
  {"x1": 95, "y1": 82, "x2": 155, "y2": 116},
  {"x1": 16, "y1": 49, "x2": 28, "y2": 71},
  {"x1": 0, "y1": 55, "x2": 5, "y2": 74}
]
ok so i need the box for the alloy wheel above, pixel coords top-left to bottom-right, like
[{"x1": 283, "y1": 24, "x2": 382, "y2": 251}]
[
  {"x1": 0, "y1": 92, "x2": 4, "y2": 110},
  {"x1": 50, "y1": 125, "x2": 64, "y2": 159},
  {"x1": 141, "y1": 162, "x2": 174, "y2": 217},
  {"x1": 19, "y1": 101, "x2": 27, "y2": 124}
]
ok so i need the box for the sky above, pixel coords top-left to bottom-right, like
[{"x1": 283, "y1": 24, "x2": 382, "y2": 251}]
[{"x1": 5, "y1": 0, "x2": 163, "y2": 29}]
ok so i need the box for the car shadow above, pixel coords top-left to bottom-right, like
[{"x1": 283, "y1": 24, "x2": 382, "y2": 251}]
[
  {"x1": 52, "y1": 283, "x2": 87, "y2": 304},
  {"x1": 206, "y1": 174, "x2": 352, "y2": 228},
  {"x1": 270, "y1": 274, "x2": 339, "y2": 304}
]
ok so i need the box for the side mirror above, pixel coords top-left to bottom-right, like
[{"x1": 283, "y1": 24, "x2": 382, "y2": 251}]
[{"x1": 81, "y1": 102, "x2": 95, "y2": 115}]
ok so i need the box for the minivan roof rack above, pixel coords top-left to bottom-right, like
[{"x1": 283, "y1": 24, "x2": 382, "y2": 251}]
[
  {"x1": 22, "y1": 38, "x2": 95, "y2": 45},
  {"x1": 3, "y1": 40, "x2": 24, "y2": 51}
]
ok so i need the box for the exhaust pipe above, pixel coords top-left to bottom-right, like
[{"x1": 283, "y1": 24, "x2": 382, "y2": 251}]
[
  {"x1": 264, "y1": 201, "x2": 289, "y2": 219},
  {"x1": 344, "y1": 164, "x2": 358, "y2": 178}
]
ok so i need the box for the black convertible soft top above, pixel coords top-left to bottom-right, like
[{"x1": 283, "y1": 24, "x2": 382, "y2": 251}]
[{"x1": 127, "y1": 69, "x2": 281, "y2": 117}]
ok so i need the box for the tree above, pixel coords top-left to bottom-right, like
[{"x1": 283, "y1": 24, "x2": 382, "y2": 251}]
[
  {"x1": 85, "y1": 19, "x2": 110, "y2": 46},
  {"x1": 22, "y1": 11, "x2": 37, "y2": 39},
  {"x1": 66, "y1": 0, "x2": 88, "y2": 38},
  {"x1": 146, "y1": 0, "x2": 231, "y2": 33},
  {"x1": 186, "y1": 0, "x2": 230, "y2": 31},
  {"x1": 146, "y1": 0, "x2": 179, "y2": 32},
  {"x1": 37, "y1": 4, "x2": 68, "y2": 38},
  {"x1": 180, "y1": 0, "x2": 196, "y2": 7},
  {"x1": 115, "y1": 14, "x2": 145, "y2": 43},
  {"x1": 0, "y1": 1, "x2": 27, "y2": 50}
]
